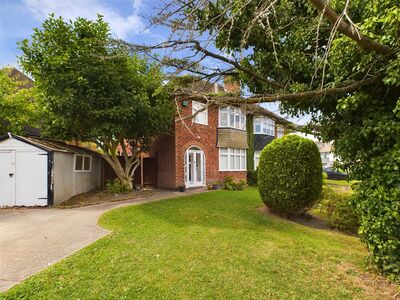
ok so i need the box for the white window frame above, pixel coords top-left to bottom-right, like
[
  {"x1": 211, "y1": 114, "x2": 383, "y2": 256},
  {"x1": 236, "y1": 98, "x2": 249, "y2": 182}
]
[
  {"x1": 74, "y1": 154, "x2": 92, "y2": 172},
  {"x1": 219, "y1": 148, "x2": 247, "y2": 171},
  {"x1": 254, "y1": 116, "x2": 275, "y2": 136},
  {"x1": 192, "y1": 101, "x2": 208, "y2": 125},
  {"x1": 218, "y1": 106, "x2": 246, "y2": 130},
  {"x1": 254, "y1": 151, "x2": 261, "y2": 170}
]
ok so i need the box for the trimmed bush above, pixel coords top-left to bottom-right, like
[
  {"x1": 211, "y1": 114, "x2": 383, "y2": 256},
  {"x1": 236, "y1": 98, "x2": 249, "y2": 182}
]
[
  {"x1": 318, "y1": 185, "x2": 359, "y2": 233},
  {"x1": 258, "y1": 135, "x2": 322, "y2": 215}
]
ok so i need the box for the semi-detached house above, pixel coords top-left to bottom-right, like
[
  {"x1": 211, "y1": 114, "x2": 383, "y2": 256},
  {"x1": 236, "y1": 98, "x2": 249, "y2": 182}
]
[{"x1": 148, "y1": 82, "x2": 292, "y2": 190}]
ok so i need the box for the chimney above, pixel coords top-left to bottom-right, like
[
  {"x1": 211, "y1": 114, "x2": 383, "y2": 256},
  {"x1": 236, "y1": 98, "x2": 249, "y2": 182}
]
[{"x1": 224, "y1": 76, "x2": 240, "y2": 93}]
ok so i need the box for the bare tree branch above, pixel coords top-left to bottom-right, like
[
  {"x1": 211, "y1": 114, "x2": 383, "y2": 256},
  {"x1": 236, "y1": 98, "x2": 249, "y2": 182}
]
[{"x1": 174, "y1": 76, "x2": 378, "y2": 104}]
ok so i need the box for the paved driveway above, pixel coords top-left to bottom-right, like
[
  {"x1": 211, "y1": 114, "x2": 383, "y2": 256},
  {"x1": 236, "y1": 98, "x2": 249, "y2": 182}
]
[{"x1": 0, "y1": 189, "x2": 207, "y2": 292}]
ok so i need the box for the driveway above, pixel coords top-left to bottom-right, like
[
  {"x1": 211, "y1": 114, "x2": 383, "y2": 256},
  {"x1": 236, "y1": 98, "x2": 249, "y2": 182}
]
[{"x1": 0, "y1": 189, "x2": 207, "y2": 292}]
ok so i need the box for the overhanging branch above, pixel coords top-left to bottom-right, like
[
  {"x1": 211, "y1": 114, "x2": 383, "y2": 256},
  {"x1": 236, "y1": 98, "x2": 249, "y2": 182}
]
[
  {"x1": 309, "y1": 0, "x2": 393, "y2": 56},
  {"x1": 174, "y1": 76, "x2": 378, "y2": 104}
]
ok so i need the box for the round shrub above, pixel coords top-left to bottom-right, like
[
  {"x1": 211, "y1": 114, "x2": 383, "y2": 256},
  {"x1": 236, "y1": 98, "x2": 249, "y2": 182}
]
[{"x1": 258, "y1": 135, "x2": 322, "y2": 215}]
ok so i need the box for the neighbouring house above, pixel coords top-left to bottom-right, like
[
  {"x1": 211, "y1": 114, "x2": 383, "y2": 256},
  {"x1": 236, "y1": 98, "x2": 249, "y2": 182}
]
[
  {"x1": 318, "y1": 142, "x2": 335, "y2": 168},
  {"x1": 292, "y1": 132, "x2": 336, "y2": 168},
  {"x1": 143, "y1": 80, "x2": 292, "y2": 189},
  {"x1": 0, "y1": 133, "x2": 102, "y2": 207}
]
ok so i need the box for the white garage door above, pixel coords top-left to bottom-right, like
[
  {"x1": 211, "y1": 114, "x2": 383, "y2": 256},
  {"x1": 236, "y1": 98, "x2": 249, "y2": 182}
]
[
  {"x1": 0, "y1": 150, "x2": 48, "y2": 207},
  {"x1": 0, "y1": 151, "x2": 16, "y2": 206}
]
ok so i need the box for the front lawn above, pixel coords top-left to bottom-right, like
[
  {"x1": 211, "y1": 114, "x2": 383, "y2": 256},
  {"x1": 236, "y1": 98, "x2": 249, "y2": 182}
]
[{"x1": 3, "y1": 189, "x2": 398, "y2": 299}]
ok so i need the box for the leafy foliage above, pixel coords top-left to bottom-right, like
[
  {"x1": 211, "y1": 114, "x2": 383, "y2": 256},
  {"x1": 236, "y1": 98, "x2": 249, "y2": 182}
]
[
  {"x1": 0, "y1": 69, "x2": 40, "y2": 134},
  {"x1": 223, "y1": 176, "x2": 246, "y2": 190},
  {"x1": 105, "y1": 179, "x2": 130, "y2": 195},
  {"x1": 318, "y1": 182, "x2": 359, "y2": 233},
  {"x1": 178, "y1": 0, "x2": 400, "y2": 279},
  {"x1": 258, "y1": 135, "x2": 322, "y2": 215},
  {"x1": 246, "y1": 169, "x2": 258, "y2": 186},
  {"x1": 18, "y1": 15, "x2": 174, "y2": 187}
]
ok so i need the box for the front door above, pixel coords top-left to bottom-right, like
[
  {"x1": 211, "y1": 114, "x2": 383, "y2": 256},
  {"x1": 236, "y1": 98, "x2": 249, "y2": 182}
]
[
  {"x1": 0, "y1": 151, "x2": 16, "y2": 206},
  {"x1": 185, "y1": 147, "x2": 205, "y2": 187}
]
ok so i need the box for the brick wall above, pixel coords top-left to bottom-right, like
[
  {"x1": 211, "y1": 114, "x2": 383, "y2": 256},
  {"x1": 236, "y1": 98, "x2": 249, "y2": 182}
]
[
  {"x1": 175, "y1": 101, "x2": 219, "y2": 187},
  {"x1": 153, "y1": 134, "x2": 176, "y2": 188},
  {"x1": 174, "y1": 101, "x2": 247, "y2": 188}
]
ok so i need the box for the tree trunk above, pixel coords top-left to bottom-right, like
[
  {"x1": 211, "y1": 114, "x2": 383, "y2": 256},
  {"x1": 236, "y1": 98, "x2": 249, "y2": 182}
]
[{"x1": 101, "y1": 153, "x2": 141, "y2": 190}]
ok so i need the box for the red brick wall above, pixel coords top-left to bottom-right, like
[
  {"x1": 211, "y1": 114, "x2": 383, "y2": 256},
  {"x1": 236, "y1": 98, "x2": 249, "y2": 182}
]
[
  {"x1": 153, "y1": 135, "x2": 176, "y2": 188},
  {"x1": 174, "y1": 101, "x2": 247, "y2": 188}
]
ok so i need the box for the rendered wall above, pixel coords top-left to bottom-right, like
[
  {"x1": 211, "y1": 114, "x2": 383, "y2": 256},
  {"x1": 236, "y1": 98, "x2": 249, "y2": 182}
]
[{"x1": 53, "y1": 153, "x2": 102, "y2": 204}]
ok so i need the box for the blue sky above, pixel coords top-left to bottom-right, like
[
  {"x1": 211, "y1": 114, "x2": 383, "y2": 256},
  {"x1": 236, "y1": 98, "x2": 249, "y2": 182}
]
[
  {"x1": 0, "y1": 0, "x2": 309, "y2": 124},
  {"x1": 0, "y1": 0, "x2": 168, "y2": 68}
]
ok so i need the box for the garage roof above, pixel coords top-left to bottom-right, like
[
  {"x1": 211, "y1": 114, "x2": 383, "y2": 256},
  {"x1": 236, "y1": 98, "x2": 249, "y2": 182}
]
[{"x1": 0, "y1": 133, "x2": 101, "y2": 156}]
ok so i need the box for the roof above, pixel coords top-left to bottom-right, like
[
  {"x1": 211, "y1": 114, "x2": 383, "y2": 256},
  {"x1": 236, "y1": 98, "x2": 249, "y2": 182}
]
[
  {"x1": 0, "y1": 133, "x2": 101, "y2": 156},
  {"x1": 4, "y1": 68, "x2": 33, "y2": 89}
]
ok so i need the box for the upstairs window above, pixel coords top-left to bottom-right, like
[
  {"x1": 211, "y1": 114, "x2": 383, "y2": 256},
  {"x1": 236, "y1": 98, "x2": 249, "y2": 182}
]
[
  {"x1": 75, "y1": 155, "x2": 91, "y2": 172},
  {"x1": 192, "y1": 101, "x2": 208, "y2": 125},
  {"x1": 254, "y1": 117, "x2": 275, "y2": 136},
  {"x1": 277, "y1": 125, "x2": 285, "y2": 138},
  {"x1": 219, "y1": 106, "x2": 246, "y2": 130}
]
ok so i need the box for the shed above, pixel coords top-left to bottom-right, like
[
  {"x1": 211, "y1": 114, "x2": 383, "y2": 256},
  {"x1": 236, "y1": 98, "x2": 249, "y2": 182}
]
[{"x1": 0, "y1": 133, "x2": 102, "y2": 207}]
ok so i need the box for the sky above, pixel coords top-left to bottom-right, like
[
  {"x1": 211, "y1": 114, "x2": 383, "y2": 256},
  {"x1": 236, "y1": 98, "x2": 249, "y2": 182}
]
[{"x1": 0, "y1": 0, "x2": 309, "y2": 124}]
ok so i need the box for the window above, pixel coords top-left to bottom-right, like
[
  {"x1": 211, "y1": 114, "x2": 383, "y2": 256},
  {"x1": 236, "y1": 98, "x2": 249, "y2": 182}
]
[
  {"x1": 254, "y1": 117, "x2": 275, "y2": 136},
  {"x1": 219, "y1": 106, "x2": 246, "y2": 130},
  {"x1": 254, "y1": 151, "x2": 261, "y2": 169},
  {"x1": 219, "y1": 148, "x2": 247, "y2": 171},
  {"x1": 192, "y1": 101, "x2": 208, "y2": 125},
  {"x1": 277, "y1": 125, "x2": 285, "y2": 138},
  {"x1": 74, "y1": 154, "x2": 91, "y2": 172}
]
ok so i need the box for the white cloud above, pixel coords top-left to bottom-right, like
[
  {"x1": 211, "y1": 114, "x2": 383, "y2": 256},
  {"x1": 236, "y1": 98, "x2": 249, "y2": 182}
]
[{"x1": 24, "y1": 0, "x2": 148, "y2": 39}]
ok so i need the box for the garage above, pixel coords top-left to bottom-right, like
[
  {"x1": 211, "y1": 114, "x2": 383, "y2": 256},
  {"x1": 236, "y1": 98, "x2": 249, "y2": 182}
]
[{"x1": 0, "y1": 133, "x2": 102, "y2": 207}]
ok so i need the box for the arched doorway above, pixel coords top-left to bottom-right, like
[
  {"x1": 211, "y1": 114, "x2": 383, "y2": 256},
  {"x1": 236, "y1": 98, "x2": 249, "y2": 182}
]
[{"x1": 184, "y1": 146, "x2": 205, "y2": 187}]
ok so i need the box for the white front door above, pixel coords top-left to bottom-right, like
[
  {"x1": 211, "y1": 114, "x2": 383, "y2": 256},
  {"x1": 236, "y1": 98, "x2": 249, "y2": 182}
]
[
  {"x1": 0, "y1": 151, "x2": 16, "y2": 206},
  {"x1": 185, "y1": 147, "x2": 205, "y2": 187}
]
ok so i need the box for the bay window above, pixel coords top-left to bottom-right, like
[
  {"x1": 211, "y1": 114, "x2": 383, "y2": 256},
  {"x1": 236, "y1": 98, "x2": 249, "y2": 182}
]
[
  {"x1": 219, "y1": 148, "x2": 247, "y2": 171},
  {"x1": 219, "y1": 106, "x2": 246, "y2": 130},
  {"x1": 254, "y1": 117, "x2": 275, "y2": 136}
]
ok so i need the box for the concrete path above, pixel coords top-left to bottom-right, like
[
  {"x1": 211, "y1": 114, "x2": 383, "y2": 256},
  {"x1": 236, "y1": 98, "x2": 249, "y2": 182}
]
[{"x1": 0, "y1": 189, "x2": 208, "y2": 292}]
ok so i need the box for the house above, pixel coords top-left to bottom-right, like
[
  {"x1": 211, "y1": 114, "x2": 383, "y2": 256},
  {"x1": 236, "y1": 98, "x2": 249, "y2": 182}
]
[
  {"x1": 292, "y1": 132, "x2": 336, "y2": 168},
  {"x1": 318, "y1": 142, "x2": 335, "y2": 168},
  {"x1": 146, "y1": 81, "x2": 292, "y2": 189},
  {"x1": 0, "y1": 133, "x2": 102, "y2": 207}
]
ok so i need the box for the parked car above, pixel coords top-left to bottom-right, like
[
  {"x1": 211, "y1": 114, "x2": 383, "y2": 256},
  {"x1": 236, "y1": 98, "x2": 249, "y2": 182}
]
[{"x1": 323, "y1": 167, "x2": 347, "y2": 180}]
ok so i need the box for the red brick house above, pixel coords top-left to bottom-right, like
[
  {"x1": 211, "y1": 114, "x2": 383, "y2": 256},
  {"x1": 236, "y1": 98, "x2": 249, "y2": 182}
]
[{"x1": 148, "y1": 82, "x2": 292, "y2": 190}]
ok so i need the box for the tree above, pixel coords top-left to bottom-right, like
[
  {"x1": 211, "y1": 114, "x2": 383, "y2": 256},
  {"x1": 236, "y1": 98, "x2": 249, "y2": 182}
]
[
  {"x1": 136, "y1": 0, "x2": 399, "y2": 278},
  {"x1": 0, "y1": 68, "x2": 40, "y2": 135},
  {"x1": 19, "y1": 15, "x2": 174, "y2": 188}
]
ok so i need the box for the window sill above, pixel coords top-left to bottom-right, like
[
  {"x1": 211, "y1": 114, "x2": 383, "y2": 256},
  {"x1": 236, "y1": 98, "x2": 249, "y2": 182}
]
[
  {"x1": 219, "y1": 169, "x2": 247, "y2": 172},
  {"x1": 193, "y1": 122, "x2": 209, "y2": 126},
  {"x1": 218, "y1": 126, "x2": 246, "y2": 131},
  {"x1": 253, "y1": 133, "x2": 275, "y2": 136},
  {"x1": 74, "y1": 170, "x2": 91, "y2": 173}
]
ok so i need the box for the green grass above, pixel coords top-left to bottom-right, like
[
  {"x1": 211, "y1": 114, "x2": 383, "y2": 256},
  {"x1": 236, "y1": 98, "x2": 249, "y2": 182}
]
[
  {"x1": 2, "y1": 189, "x2": 384, "y2": 299},
  {"x1": 326, "y1": 179, "x2": 354, "y2": 187}
]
